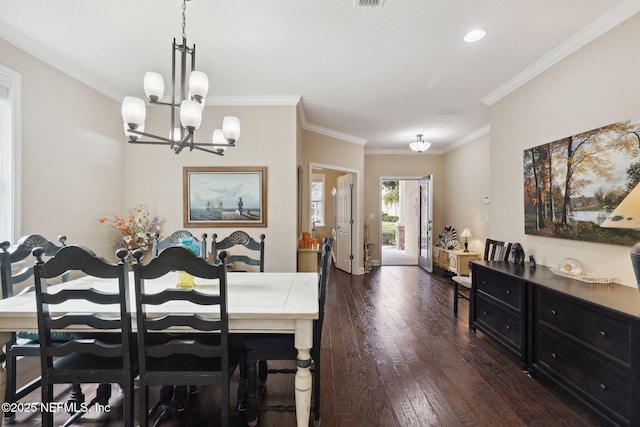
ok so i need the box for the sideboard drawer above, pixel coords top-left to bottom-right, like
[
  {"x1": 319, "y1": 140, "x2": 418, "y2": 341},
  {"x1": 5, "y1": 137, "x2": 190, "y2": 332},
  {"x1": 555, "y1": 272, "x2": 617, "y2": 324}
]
[
  {"x1": 475, "y1": 269, "x2": 522, "y2": 311},
  {"x1": 536, "y1": 331, "x2": 631, "y2": 425},
  {"x1": 475, "y1": 296, "x2": 522, "y2": 353},
  {"x1": 538, "y1": 289, "x2": 632, "y2": 367}
]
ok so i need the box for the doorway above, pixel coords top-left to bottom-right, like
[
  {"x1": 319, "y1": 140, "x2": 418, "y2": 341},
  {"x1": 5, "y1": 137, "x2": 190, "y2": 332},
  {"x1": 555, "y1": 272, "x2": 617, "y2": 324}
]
[
  {"x1": 380, "y1": 178, "x2": 419, "y2": 266},
  {"x1": 310, "y1": 164, "x2": 358, "y2": 274}
]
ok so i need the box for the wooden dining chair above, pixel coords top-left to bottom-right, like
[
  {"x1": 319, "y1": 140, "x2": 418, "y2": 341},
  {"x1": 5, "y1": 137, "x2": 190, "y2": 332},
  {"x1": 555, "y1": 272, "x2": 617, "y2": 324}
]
[
  {"x1": 212, "y1": 231, "x2": 265, "y2": 271},
  {"x1": 132, "y1": 246, "x2": 242, "y2": 426},
  {"x1": 242, "y1": 239, "x2": 333, "y2": 427},
  {"x1": 151, "y1": 230, "x2": 208, "y2": 260},
  {"x1": 452, "y1": 238, "x2": 512, "y2": 320},
  {"x1": 32, "y1": 245, "x2": 136, "y2": 427},
  {"x1": 0, "y1": 234, "x2": 80, "y2": 424}
]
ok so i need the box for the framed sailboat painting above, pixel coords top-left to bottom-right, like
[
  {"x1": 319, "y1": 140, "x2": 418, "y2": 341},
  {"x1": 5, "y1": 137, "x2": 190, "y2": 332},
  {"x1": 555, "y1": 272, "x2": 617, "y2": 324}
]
[{"x1": 183, "y1": 166, "x2": 267, "y2": 227}]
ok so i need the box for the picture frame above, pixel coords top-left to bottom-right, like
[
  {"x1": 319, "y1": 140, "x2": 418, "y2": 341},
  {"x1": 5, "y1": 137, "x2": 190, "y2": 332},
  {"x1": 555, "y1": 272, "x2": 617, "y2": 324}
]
[
  {"x1": 183, "y1": 166, "x2": 267, "y2": 227},
  {"x1": 523, "y1": 118, "x2": 640, "y2": 245}
]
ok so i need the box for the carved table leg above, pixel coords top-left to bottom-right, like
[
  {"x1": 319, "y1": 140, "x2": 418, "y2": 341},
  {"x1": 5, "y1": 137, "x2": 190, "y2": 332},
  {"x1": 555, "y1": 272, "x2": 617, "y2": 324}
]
[{"x1": 294, "y1": 320, "x2": 313, "y2": 427}]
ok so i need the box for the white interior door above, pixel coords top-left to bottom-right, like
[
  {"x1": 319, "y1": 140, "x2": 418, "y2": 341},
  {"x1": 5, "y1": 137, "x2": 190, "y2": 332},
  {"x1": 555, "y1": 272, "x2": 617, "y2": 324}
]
[
  {"x1": 336, "y1": 173, "x2": 352, "y2": 273},
  {"x1": 418, "y1": 175, "x2": 433, "y2": 272}
]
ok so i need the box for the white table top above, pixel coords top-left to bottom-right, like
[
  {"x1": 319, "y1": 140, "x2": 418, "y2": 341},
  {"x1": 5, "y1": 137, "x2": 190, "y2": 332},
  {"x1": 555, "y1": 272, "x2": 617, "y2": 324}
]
[{"x1": 0, "y1": 271, "x2": 319, "y2": 334}]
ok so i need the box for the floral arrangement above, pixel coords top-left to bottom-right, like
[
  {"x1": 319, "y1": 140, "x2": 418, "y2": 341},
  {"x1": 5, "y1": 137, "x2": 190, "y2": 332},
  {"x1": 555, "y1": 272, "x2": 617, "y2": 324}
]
[{"x1": 99, "y1": 203, "x2": 164, "y2": 252}]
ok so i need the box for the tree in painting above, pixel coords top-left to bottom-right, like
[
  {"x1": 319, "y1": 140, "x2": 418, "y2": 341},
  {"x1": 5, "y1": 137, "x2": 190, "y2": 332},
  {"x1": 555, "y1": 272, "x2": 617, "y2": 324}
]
[{"x1": 524, "y1": 119, "x2": 640, "y2": 245}]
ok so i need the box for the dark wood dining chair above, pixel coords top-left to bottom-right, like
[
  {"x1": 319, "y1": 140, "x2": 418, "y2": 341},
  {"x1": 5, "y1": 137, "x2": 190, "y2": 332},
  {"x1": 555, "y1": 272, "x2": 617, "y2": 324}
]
[
  {"x1": 0, "y1": 234, "x2": 80, "y2": 424},
  {"x1": 452, "y1": 238, "x2": 512, "y2": 319},
  {"x1": 212, "y1": 231, "x2": 265, "y2": 271},
  {"x1": 33, "y1": 245, "x2": 136, "y2": 427},
  {"x1": 132, "y1": 246, "x2": 242, "y2": 426},
  {"x1": 242, "y1": 239, "x2": 333, "y2": 427},
  {"x1": 151, "y1": 230, "x2": 208, "y2": 260}
]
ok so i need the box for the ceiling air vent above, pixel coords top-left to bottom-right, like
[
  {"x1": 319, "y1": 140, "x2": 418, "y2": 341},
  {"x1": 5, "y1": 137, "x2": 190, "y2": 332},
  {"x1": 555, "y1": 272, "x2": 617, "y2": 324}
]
[{"x1": 358, "y1": 0, "x2": 384, "y2": 6}]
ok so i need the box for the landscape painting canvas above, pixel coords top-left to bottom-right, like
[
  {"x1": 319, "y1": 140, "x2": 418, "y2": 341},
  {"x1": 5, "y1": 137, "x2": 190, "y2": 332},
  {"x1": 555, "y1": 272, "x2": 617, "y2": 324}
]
[
  {"x1": 184, "y1": 166, "x2": 267, "y2": 227},
  {"x1": 523, "y1": 118, "x2": 640, "y2": 246}
]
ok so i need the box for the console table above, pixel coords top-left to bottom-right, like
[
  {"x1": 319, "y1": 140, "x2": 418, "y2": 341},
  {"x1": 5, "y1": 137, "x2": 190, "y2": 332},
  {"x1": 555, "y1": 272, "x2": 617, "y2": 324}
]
[
  {"x1": 471, "y1": 260, "x2": 640, "y2": 427},
  {"x1": 433, "y1": 247, "x2": 479, "y2": 276}
]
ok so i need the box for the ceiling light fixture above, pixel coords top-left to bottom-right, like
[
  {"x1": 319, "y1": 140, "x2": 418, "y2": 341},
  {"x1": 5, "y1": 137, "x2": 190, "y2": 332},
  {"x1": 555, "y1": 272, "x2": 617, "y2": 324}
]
[
  {"x1": 464, "y1": 28, "x2": 487, "y2": 43},
  {"x1": 409, "y1": 134, "x2": 431, "y2": 153},
  {"x1": 121, "y1": 0, "x2": 239, "y2": 155}
]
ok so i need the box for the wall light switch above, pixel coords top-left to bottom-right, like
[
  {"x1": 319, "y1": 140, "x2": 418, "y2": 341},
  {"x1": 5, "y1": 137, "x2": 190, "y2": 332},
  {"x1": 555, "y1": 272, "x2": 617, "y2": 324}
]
[
  {"x1": 483, "y1": 196, "x2": 490, "y2": 204},
  {"x1": 369, "y1": 213, "x2": 375, "y2": 220}
]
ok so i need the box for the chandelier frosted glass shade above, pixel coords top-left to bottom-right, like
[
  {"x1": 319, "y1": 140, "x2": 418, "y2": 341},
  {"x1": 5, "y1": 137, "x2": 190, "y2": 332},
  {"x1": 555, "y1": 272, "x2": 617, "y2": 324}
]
[
  {"x1": 180, "y1": 100, "x2": 203, "y2": 129},
  {"x1": 121, "y1": 96, "x2": 146, "y2": 128},
  {"x1": 222, "y1": 116, "x2": 241, "y2": 143},
  {"x1": 143, "y1": 72, "x2": 165, "y2": 101},
  {"x1": 188, "y1": 71, "x2": 209, "y2": 101}
]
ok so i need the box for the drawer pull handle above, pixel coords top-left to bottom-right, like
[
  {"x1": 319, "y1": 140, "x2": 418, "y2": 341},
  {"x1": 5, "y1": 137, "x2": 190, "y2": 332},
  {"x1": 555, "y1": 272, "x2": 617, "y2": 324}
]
[
  {"x1": 599, "y1": 330, "x2": 607, "y2": 337},
  {"x1": 483, "y1": 311, "x2": 488, "y2": 316},
  {"x1": 600, "y1": 384, "x2": 607, "y2": 391},
  {"x1": 505, "y1": 290, "x2": 511, "y2": 295},
  {"x1": 505, "y1": 325, "x2": 511, "y2": 330},
  {"x1": 551, "y1": 352, "x2": 558, "y2": 359},
  {"x1": 482, "y1": 280, "x2": 488, "y2": 285},
  {"x1": 550, "y1": 309, "x2": 558, "y2": 316}
]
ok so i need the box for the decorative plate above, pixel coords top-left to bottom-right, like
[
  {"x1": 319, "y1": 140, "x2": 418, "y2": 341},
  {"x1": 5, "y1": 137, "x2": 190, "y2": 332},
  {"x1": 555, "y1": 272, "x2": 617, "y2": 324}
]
[{"x1": 558, "y1": 258, "x2": 583, "y2": 275}]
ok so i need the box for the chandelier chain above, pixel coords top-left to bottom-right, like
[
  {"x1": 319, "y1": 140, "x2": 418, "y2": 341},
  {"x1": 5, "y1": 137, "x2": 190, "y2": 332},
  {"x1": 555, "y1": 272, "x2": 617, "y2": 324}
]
[{"x1": 182, "y1": 0, "x2": 187, "y2": 40}]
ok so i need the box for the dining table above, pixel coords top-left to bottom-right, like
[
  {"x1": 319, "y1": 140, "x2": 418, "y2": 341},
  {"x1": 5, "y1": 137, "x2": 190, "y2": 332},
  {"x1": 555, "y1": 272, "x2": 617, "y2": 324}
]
[{"x1": 0, "y1": 271, "x2": 319, "y2": 427}]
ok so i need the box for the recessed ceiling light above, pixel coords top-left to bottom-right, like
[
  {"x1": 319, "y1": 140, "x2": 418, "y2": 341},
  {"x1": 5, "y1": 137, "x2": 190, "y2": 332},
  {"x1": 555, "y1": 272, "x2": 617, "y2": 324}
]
[{"x1": 464, "y1": 28, "x2": 486, "y2": 43}]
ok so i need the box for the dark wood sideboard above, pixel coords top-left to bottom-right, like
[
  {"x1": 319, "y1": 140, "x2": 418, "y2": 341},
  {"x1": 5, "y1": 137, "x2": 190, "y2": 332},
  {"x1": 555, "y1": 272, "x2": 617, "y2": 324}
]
[{"x1": 470, "y1": 260, "x2": 640, "y2": 427}]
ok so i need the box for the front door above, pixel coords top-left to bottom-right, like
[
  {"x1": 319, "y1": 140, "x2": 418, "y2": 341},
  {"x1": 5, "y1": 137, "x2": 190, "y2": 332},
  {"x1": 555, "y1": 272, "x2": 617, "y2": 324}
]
[{"x1": 418, "y1": 175, "x2": 433, "y2": 272}]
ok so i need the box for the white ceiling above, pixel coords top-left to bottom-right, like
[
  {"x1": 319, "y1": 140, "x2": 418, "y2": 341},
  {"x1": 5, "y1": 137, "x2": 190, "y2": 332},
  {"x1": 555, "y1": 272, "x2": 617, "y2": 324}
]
[{"x1": 1, "y1": 0, "x2": 638, "y2": 153}]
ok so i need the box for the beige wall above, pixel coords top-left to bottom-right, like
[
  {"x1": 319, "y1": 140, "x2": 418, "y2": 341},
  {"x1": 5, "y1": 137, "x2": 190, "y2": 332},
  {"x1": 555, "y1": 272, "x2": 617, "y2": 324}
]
[
  {"x1": 123, "y1": 104, "x2": 299, "y2": 272},
  {"x1": 443, "y1": 133, "x2": 491, "y2": 254},
  {"x1": 300, "y1": 130, "x2": 364, "y2": 271},
  {"x1": 0, "y1": 37, "x2": 124, "y2": 256},
  {"x1": 364, "y1": 154, "x2": 445, "y2": 264},
  {"x1": 447, "y1": 13, "x2": 640, "y2": 287}
]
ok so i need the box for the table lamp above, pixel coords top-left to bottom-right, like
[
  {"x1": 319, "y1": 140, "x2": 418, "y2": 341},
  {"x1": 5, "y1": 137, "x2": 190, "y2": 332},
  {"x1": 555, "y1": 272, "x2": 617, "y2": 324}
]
[
  {"x1": 460, "y1": 228, "x2": 471, "y2": 252},
  {"x1": 600, "y1": 182, "x2": 640, "y2": 290}
]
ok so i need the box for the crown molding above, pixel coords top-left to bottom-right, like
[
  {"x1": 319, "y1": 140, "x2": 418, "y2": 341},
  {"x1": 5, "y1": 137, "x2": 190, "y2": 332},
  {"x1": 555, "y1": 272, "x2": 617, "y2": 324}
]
[
  {"x1": 205, "y1": 95, "x2": 301, "y2": 106},
  {"x1": 0, "y1": 22, "x2": 122, "y2": 101},
  {"x1": 482, "y1": 0, "x2": 640, "y2": 106},
  {"x1": 302, "y1": 122, "x2": 368, "y2": 145},
  {"x1": 364, "y1": 147, "x2": 444, "y2": 155},
  {"x1": 443, "y1": 125, "x2": 491, "y2": 152}
]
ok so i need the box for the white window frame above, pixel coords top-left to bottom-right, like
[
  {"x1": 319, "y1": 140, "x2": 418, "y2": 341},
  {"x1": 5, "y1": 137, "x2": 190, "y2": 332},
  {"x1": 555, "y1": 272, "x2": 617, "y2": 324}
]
[
  {"x1": 0, "y1": 64, "x2": 22, "y2": 243},
  {"x1": 311, "y1": 173, "x2": 325, "y2": 227}
]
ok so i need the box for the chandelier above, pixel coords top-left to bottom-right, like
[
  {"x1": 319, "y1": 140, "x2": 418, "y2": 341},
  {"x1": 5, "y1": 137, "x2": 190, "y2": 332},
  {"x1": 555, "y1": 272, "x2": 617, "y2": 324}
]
[
  {"x1": 121, "y1": 0, "x2": 240, "y2": 155},
  {"x1": 409, "y1": 134, "x2": 431, "y2": 153}
]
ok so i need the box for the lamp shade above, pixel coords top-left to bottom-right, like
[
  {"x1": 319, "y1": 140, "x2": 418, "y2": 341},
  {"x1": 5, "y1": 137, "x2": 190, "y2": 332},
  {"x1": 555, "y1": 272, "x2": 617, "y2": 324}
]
[
  {"x1": 409, "y1": 134, "x2": 431, "y2": 153},
  {"x1": 143, "y1": 72, "x2": 165, "y2": 101},
  {"x1": 601, "y1": 182, "x2": 640, "y2": 290},
  {"x1": 180, "y1": 100, "x2": 203, "y2": 129},
  {"x1": 188, "y1": 71, "x2": 209, "y2": 101},
  {"x1": 222, "y1": 116, "x2": 240, "y2": 143},
  {"x1": 124, "y1": 123, "x2": 144, "y2": 139},
  {"x1": 460, "y1": 228, "x2": 472, "y2": 238},
  {"x1": 121, "y1": 96, "x2": 146, "y2": 128},
  {"x1": 212, "y1": 129, "x2": 227, "y2": 151},
  {"x1": 600, "y1": 182, "x2": 640, "y2": 228},
  {"x1": 409, "y1": 141, "x2": 431, "y2": 152}
]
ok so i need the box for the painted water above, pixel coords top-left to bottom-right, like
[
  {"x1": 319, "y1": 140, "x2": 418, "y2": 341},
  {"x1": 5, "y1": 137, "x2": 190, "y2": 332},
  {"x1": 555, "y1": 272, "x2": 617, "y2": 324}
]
[{"x1": 190, "y1": 208, "x2": 261, "y2": 221}]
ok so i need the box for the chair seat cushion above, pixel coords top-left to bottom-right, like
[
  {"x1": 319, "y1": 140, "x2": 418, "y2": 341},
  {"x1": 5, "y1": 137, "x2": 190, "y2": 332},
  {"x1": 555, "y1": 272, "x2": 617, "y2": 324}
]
[{"x1": 452, "y1": 275, "x2": 472, "y2": 289}]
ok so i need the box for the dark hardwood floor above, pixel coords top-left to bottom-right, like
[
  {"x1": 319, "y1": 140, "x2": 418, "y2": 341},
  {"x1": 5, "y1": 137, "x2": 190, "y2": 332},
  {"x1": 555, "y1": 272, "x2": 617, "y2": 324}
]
[{"x1": 6, "y1": 265, "x2": 605, "y2": 426}]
